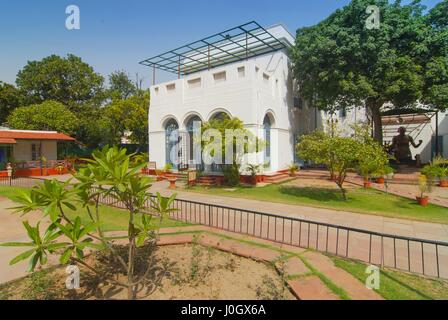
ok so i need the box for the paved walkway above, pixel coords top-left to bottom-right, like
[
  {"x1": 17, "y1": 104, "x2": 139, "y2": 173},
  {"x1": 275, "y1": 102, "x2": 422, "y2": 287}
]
[
  {"x1": 149, "y1": 180, "x2": 448, "y2": 242},
  {"x1": 149, "y1": 181, "x2": 448, "y2": 279},
  {"x1": 16, "y1": 175, "x2": 448, "y2": 279},
  {"x1": 0, "y1": 197, "x2": 56, "y2": 284}
]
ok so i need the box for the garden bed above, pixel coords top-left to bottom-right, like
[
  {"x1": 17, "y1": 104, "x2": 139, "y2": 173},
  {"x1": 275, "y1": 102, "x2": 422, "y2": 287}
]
[{"x1": 0, "y1": 243, "x2": 296, "y2": 300}]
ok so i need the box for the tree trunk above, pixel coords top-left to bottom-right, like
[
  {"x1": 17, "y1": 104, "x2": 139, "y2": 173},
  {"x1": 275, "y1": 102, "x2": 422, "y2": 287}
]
[
  {"x1": 366, "y1": 99, "x2": 383, "y2": 145},
  {"x1": 127, "y1": 210, "x2": 136, "y2": 300}
]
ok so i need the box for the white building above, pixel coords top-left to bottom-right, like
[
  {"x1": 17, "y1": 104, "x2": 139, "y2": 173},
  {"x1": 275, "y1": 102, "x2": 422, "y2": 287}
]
[
  {"x1": 144, "y1": 22, "x2": 303, "y2": 173},
  {"x1": 143, "y1": 21, "x2": 447, "y2": 173}
]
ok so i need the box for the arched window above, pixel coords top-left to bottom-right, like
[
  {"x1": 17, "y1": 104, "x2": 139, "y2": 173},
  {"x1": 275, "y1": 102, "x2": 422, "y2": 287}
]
[
  {"x1": 186, "y1": 116, "x2": 202, "y2": 162},
  {"x1": 165, "y1": 118, "x2": 179, "y2": 169},
  {"x1": 263, "y1": 114, "x2": 271, "y2": 166},
  {"x1": 210, "y1": 111, "x2": 230, "y2": 122}
]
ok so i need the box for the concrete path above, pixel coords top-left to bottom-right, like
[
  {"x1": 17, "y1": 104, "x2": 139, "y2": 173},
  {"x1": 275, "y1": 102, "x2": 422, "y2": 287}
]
[
  {"x1": 40, "y1": 174, "x2": 448, "y2": 241},
  {"x1": 148, "y1": 181, "x2": 448, "y2": 279},
  {"x1": 0, "y1": 197, "x2": 56, "y2": 284},
  {"x1": 149, "y1": 180, "x2": 448, "y2": 242},
  {"x1": 9, "y1": 175, "x2": 447, "y2": 279}
]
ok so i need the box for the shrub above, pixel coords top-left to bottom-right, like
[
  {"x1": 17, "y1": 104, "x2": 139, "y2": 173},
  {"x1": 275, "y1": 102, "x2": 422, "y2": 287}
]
[
  {"x1": 23, "y1": 270, "x2": 63, "y2": 300},
  {"x1": 223, "y1": 164, "x2": 240, "y2": 186},
  {"x1": 422, "y1": 156, "x2": 448, "y2": 181}
]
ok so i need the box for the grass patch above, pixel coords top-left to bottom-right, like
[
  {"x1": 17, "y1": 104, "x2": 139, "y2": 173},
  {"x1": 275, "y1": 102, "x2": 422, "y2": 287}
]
[
  {"x1": 187, "y1": 184, "x2": 448, "y2": 224},
  {"x1": 0, "y1": 186, "x2": 188, "y2": 231},
  {"x1": 330, "y1": 255, "x2": 448, "y2": 300}
]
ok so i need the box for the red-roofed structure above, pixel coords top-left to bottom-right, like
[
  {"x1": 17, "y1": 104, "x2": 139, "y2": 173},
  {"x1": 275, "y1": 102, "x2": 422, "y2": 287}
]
[
  {"x1": 0, "y1": 130, "x2": 75, "y2": 142},
  {"x1": 0, "y1": 130, "x2": 75, "y2": 177}
]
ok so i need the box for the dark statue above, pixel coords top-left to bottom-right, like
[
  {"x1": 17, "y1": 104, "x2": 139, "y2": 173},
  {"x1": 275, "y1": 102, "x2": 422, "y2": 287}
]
[{"x1": 390, "y1": 127, "x2": 422, "y2": 163}]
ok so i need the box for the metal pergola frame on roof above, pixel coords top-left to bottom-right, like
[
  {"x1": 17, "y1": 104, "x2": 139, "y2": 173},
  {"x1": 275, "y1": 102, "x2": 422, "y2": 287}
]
[{"x1": 139, "y1": 21, "x2": 287, "y2": 77}]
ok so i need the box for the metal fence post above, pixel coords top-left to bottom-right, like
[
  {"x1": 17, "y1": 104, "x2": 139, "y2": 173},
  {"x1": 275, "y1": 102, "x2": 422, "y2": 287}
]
[{"x1": 208, "y1": 205, "x2": 212, "y2": 227}]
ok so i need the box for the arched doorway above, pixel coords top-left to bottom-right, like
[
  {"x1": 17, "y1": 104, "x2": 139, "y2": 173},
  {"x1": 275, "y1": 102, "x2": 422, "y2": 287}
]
[
  {"x1": 263, "y1": 114, "x2": 272, "y2": 167},
  {"x1": 186, "y1": 115, "x2": 203, "y2": 170},
  {"x1": 165, "y1": 118, "x2": 179, "y2": 169}
]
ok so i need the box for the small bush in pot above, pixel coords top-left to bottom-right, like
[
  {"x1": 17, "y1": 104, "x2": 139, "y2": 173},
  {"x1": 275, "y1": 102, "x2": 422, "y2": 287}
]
[
  {"x1": 288, "y1": 163, "x2": 300, "y2": 177},
  {"x1": 422, "y1": 157, "x2": 448, "y2": 187},
  {"x1": 416, "y1": 175, "x2": 431, "y2": 206},
  {"x1": 246, "y1": 164, "x2": 261, "y2": 186}
]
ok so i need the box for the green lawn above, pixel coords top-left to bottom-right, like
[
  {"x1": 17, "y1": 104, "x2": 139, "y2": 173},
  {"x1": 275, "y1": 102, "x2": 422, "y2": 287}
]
[
  {"x1": 188, "y1": 184, "x2": 448, "y2": 224},
  {"x1": 330, "y1": 256, "x2": 448, "y2": 300},
  {"x1": 0, "y1": 186, "x2": 188, "y2": 231}
]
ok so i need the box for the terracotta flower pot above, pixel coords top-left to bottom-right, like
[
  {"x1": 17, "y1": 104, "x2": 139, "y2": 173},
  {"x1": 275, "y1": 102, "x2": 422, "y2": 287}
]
[
  {"x1": 376, "y1": 177, "x2": 385, "y2": 184},
  {"x1": 416, "y1": 196, "x2": 429, "y2": 206},
  {"x1": 439, "y1": 180, "x2": 448, "y2": 188},
  {"x1": 363, "y1": 178, "x2": 371, "y2": 188}
]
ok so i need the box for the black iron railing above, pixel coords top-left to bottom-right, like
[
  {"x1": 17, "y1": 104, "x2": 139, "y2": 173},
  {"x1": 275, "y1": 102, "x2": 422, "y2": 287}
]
[{"x1": 1, "y1": 176, "x2": 447, "y2": 279}]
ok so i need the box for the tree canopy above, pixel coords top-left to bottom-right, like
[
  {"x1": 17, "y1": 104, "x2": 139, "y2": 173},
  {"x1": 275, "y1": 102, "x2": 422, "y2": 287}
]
[
  {"x1": 10, "y1": 54, "x2": 151, "y2": 149},
  {"x1": 7, "y1": 100, "x2": 79, "y2": 135},
  {"x1": 108, "y1": 70, "x2": 138, "y2": 100},
  {"x1": 103, "y1": 91, "x2": 150, "y2": 146},
  {"x1": 0, "y1": 81, "x2": 22, "y2": 125},
  {"x1": 291, "y1": 0, "x2": 448, "y2": 143},
  {"x1": 16, "y1": 54, "x2": 105, "y2": 112},
  {"x1": 297, "y1": 124, "x2": 389, "y2": 199}
]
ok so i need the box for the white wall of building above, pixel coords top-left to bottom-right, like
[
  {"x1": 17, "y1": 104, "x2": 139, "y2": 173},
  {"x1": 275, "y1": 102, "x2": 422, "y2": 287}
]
[
  {"x1": 148, "y1": 25, "x2": 297, "y2": 173},
  {"x1": 13, "y1": 140, "x2": 57, "y2": 161},
  {"x1": 147, "y1": 23, "x2": 448, "y2": 173}
]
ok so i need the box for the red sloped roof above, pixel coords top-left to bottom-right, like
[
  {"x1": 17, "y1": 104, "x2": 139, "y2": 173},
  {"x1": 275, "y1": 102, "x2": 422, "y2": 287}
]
[
  {"x1": 0, "y1": 130, "x2": 75, "y2": 141},
  {"x1": 0, "y1": 138, "x2": 17, "y2": 144}
]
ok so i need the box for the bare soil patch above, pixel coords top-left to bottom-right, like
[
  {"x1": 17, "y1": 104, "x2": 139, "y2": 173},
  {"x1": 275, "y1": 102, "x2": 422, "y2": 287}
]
[{"x1": 0, "y1": 243, "x2": 296, "y2": 300}]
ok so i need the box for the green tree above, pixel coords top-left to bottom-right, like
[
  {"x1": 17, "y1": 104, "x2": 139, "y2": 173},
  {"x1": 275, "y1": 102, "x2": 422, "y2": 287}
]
[
  {"x1": 291, "y1": 0, "x2": 448, "y2": 144},
  {"x1": 355, "y1": 125, "x2": 390, "y2": 180},
  {"x1": 7, "y1": 101, "x2": 78, "y2": 135},
  {"x1": 0, "y1": 82, "x2": 22, "y2": 125},
  {"x1": 201, "y1": 116, "x2": 264, "y2": 186},
  {"x1": 108, "y1": 70, "x2": 137, "y2": 100},
  {"x1": 75, "y1": 109, "x2": 116, "y2": 148},
  {"x1": 1, "y1": 146, "x2": 177, "y2": 300},
  {"x1": 16, "y1": 54, "x2": 105, "y2": 112},
  {"x1": 297, "y1": 124, "x2": 360, "y2": 200},
  {"x1": 103, "y1": 91, "x2": 150, "y2": 145}
]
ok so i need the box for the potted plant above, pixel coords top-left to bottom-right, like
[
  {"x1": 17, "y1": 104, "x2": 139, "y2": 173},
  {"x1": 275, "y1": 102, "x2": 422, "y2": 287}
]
[
  {"x1": 373, "y1": 166, "x2": 394, "y2": 184},
  {"x1": 416, "y1": 175, "x2": 431, "y2": 206},
  {"x1": 439, "y1": 167, "x2": 448, "y2": 187},
  {"x1": 162, "y1": 163, "x2": 174, "y2": 179},
  {"x1": 421, "y1": 157, "x2": 448, "y2": 187},
  {"x1": 55, "y1": 164, "x2": 65, "y2": 175},
  {"x1": 163, "y1": 163, "x2": 173, "y2": 173},
  {"x1": 288, "y1": 163, "x2": 300, "y2": 177},
  {"x1": 155, "y1": 169, "x2": 164, "y2": 181},
  {"x1": 246, "y1": 164, "x2": 261, "y2": 186}
]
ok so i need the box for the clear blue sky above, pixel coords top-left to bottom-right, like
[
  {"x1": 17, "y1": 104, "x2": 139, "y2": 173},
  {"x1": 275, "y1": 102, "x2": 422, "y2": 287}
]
[{"x1": 0, "y1": 0, "x2": 441, "y2": 88}]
